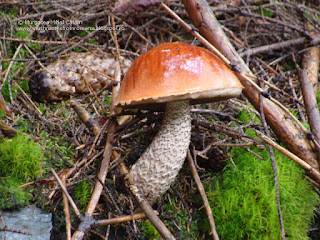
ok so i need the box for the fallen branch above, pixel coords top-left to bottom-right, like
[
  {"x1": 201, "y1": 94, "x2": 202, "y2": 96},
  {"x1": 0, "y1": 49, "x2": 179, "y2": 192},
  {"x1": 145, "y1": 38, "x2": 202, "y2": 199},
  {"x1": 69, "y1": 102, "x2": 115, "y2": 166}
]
[
  {"x1": 300, "y1": 22, "x2": 320, "y2": 151},
  {"x1": 298, "y1": 69, "x2": 320, "y2": 153}
]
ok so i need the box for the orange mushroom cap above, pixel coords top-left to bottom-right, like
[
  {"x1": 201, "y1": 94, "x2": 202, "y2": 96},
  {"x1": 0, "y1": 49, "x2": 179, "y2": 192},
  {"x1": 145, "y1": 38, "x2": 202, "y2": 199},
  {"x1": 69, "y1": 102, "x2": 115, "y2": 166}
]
[{"x1": 115, "y1": 42, "x2": 243, "y2": 108}]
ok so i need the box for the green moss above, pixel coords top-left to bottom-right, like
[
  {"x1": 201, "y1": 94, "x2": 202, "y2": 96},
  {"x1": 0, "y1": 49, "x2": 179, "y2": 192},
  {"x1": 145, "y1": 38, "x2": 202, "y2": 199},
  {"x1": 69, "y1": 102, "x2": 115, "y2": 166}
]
[
  {"x1": 0, "y1": 134, "x2": 43, "y2": 182},
  {"x1": 42, "y1": 133, "x2": 75, "y2": 168},
  {"x1": 140, "y1": 220, "x2": 162, "y2": 240},
  {"x1": 72, "y1": 180, "x2": 91, "y2": 213},
  {"x1": 0, "y1": 178, "x2": 31, "y2": 210},
  {"x1": 204, "y1": 147, "x2": 319, "y2": 240},
  {"x1": 238, "y1": 107, "x2": 260, "y2": 124},
  {"x1": 316, "y1": 89, "x2": 320, "y2": 109},
  {"x1": 0, "y1": 134, "x2": 44, "y2": 210}
]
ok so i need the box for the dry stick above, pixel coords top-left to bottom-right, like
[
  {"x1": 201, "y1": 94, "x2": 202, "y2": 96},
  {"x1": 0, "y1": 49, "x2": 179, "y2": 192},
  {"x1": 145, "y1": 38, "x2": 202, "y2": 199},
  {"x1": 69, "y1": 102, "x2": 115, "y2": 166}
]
[
  {"x1": 256, "y1": 132, "x2": 320, "y2": 183},
  {"x1": 299, "y1": 69, "x2": 320, "y2": 148},
  {"x1": 61, "y1": 170, "x2": 72, "y2": 240},
  {"x1": 71, "y1": 75, "x2": 118, "y2": 240},
  {"x1": 78, "y1": 72, "x2": 106, "y2": 115},
  {"x1": 13, "y1": 80, "x2": 42, "y2": 115},
  {"x1": 0, "y1": 121, "x2": 40, "y2": 140},
  {"x1": 86, "y1": 122, "x2": 115, "y2": 216},
  {"x1": 69, "y1": 99, "x2": 101, "y2": 136},
  {"x1": 301, "y1": 28, "x2": 320, "y2": 93},
  {"x1": 258, "y1": 90, "x2": 286, "y2": 240},
  {"x1": 117, "y1": 161, "x2": 176, "y2": 240},
  {"x1": 110, "y1": 11, "x2": 125, "y2": 77},
  {"x1": 71, "y1": 121, "x2": 116, "y2": 240},
  {"x1": 65, "y1": 106, "x2": 150, "y2": 237},
  {"x1": 300, "y1": 23, "x2": 320, "y2": 149},
  {"x1": 180, "y1": 0, "x2": 319, "y2": 169},
  {"x1": 97, "y1": 213, "x2": 146, "y2": 226},
  {"x1": 187, "y1": 151, "x2": 219, "y2": 240},
  {"x1": 51, "y1": 168, "x2": 81, "y2": 217},
  {"x1": 1, "y1": 18, "x2": 43, "y2": 102},
  {"x1": 80, "y1": 65, "x2": 119, "y2": 218},
  {"x1": 239, "y1": 37, "x2": 307, "y2": 57},
  {"x1": 1, "y1": 45, "x2": 22, "y2": 99}
]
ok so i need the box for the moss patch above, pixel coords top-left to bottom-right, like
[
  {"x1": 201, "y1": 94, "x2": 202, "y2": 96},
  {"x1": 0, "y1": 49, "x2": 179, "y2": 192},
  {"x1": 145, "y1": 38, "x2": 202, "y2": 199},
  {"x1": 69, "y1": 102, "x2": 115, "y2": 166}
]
[
  {"x1": 72, "y1": 180, "x2": 92, "y2": 213},
  {"x1": 0, "y1": 178, "x2": 31, "y2": 209},
  {"x1": 0, "y1": 134, "x2": 43, "y2": 210},
  {"x1": 204, "y1": 147, "x2": 319, "y2": 240},
  {"x1": 0, "y1": 134, "x2": 43, "y2": 182}
]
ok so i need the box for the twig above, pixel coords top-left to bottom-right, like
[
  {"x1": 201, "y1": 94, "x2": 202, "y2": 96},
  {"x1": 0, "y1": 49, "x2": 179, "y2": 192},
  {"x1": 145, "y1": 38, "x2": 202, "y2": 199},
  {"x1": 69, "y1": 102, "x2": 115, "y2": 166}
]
[
  {"x1": 239, "y1": 37, "x2": 306, "y2": 57},
  {"x1": 118, "y1": 161, "x2": 176, "y2": 240},
  {"x1": 85, "y1": 121, "x2": 115, "y2": 215},
  {"x1": 110, "y1": 11, "x2": 124, "y2": 77},
  {"x1": 61, "y1": 170, "x2": 72, "y2": 240},
  {"x1": 70, "y1": 119, "x2": 115, "y2": 240},
  {"x1": 1, "y1": 17, "x2": 43, "y2": 102},
  {"x1": 0, "y1": 121, "x2": 41, "y2": 141},
  {"x1": 299, "y1": 23, "x2": 320, "y2": 162},
  {"x1": 301, "y1": 22, "x2": 320, "y2": 93},
  {"x1": 187, "y1": 150, "x2": 219, "y2": 240},
  {"x1": 78, "y1": 72, "x2": 106, "y2": 115},
  {"x1": 51, "y1": 168, "x2": 81, "y2": 217},
  {"x1": 71, "y1": 61, "x2": 122, "y2": 239},
  {"x1": 298, "y1": 68, "x2": 320, "y2": 159},
  {"x1": 258, "y1": 87, "x2": 285, "y2": 240},
  {"x1": 97, "y1": 213, "x2": 146, "y2": 226},
  {"x1": 69, "y1": 99, "x2": 101, "y2": 136},
  {"x1": 256, "y1": 132, "x2": 320, "y2": 183},
  {"x1": 13, "y1": 79, "x2": 42, "y2": 115}
]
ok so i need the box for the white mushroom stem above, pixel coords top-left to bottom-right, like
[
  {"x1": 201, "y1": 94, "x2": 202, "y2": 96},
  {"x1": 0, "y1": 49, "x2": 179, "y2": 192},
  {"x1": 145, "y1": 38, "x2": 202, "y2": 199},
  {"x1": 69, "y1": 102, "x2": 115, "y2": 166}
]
[{"x1": 130, "y1": 100, "x2": 191, "y2": 203}]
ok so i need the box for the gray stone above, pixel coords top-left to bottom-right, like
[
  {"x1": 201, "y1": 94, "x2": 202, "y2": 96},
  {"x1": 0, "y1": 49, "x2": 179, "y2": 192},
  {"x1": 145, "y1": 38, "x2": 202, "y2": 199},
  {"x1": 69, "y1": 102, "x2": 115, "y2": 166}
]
[{"x1": 0, "y1": 207, "x2": 52, "y2": 240}]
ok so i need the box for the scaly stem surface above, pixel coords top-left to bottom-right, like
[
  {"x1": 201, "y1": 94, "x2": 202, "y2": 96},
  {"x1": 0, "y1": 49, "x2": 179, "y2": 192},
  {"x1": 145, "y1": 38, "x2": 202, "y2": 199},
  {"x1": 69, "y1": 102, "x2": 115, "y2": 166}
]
[{"x1": 130, "y1": 100, "x2": 191, "y2": 203}]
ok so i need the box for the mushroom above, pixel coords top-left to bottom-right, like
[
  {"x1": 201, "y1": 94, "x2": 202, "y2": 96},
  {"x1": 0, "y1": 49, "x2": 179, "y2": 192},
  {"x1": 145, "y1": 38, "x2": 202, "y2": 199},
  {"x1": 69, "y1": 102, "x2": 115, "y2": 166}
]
[{"x1": 115, "y1": 42, "x2": 243, "y2": 203}]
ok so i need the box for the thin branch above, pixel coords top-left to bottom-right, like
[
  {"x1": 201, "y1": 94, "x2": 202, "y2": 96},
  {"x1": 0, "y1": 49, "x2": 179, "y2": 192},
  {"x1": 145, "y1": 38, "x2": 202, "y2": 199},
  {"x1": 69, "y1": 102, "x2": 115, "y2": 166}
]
[
  {"x1": 97, "y1": 213, "x2": 146, "y2": 226},
  {"x1": 256, "y1": 132, "x2": 320, "y2": 183},
  {"x1": 118, "y1": 161, "x2": 176, "y2": 240},
  {"x1": 61, "y1": 170, "x2": 72, "y2": 240},
  {"x1": 187, "y1": 150, "x2": 219, "y2": 240},
  {"x1": 258, "y1": 89, "x2": 285, "y2": 240},
  {"x1": 239, "y1": 37, "x2": 306, "y2": 57},
  {"x1": 51, "y1": 168, "x2": 81, "y2": 217}
]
